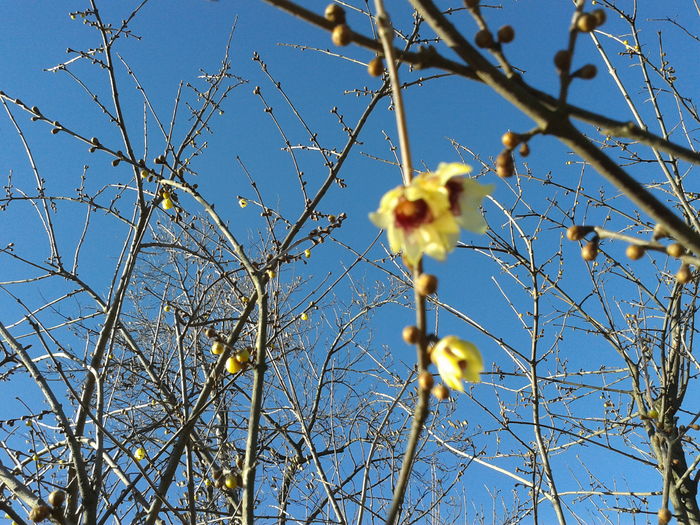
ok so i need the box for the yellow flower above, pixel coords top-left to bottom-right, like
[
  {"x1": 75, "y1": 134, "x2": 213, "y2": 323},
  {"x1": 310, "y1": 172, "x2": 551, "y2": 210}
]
[
  {"x1": 162, "y1": 198, "x2": 174, "y2": 210},
  {"x1": 430, "y1": 335, "x2": 483, "y2": 391},
  {"x1": 369, "y1": 163, "x2": 492, "y2": 265}
]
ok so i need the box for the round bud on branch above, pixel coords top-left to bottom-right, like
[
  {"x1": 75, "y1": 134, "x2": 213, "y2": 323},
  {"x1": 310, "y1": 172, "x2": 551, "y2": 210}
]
[
  {"x1": 657, "y1": 508, "x2": 672, "y2": 525},
  {"x1": 324, "y1": 4, "x2": 346, "y2": 25},
  {"x1": 519, "y1": 143, "x2": 530, "y2": 157},
  {"x1": 676, "y1": 264, "x2": 692, "y2": 284},
  {"x1": 667, "y1": 243, "x2": 685, "y2": 258},
  {"x1": 433, "y1": 384, "x2": 450, "y2": 400},
  {"x1": 574, "y1": 64, "x2": 597, "y2": 79},
  {"x1": 554, "y1": 50, "x2": 571, "y2": 72},
  {"x1": 501, "y1": 131, "x2": 521, "y2": 150},
  {"x1": 416, "y1": 273, "x2": 438, "y2": 296},
  {"x1": 497, "y1": 25, "x2": 515, "y2": 43},
  {"x1": 626, "y1": 244, "x2": 645, "y2": 260},
  {"x1": 591, "y1": 9, "x2": 606, "y2": 27},
  {"x1": 496, "y1": 150, "x2": 514, "y2": 178},
  {"x1": 48, "y1": 490, "x2": 66, "y2": 507},
  {"x1": 475, "y1": 29, "x2": 494, "y2": 48},
  {"x1": 402, "y1": 325, "x2": 420, "y2": 345},
  {"x1": 418, "y1": 371, "x2": 434, "y2": 391},
  {"x1": 576, "y1": 13, "x2": 597, "y2": 33},
  {"x1": 331, "y1": 24, "x2": 351, "y2": 46},
  {"x1": 367, "y1": 56, "x2": 383, "y2": 77},
  {"x1": 581, "y1": 240, "x2": 599, "y2": 261},
  {"x1": 29, "y1": 505, "x2": 51, "y2": 522}
]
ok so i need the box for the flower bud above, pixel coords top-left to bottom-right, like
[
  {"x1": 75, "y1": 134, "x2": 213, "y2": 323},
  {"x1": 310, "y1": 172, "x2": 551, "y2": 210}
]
[
  {"x1": 415, "y1": 273, "x2": 438, "y2": 296},
  {"x1": 324, "y1": 4, "x2": 346, "y2": 25},
  {"x1": 566, "y1": 225, "x2": 592, "y2": 241},
  {"x1": 657, "y1": 508, "x2": 672, "y2": 525},
  {"x1": 29, "y1": 505, "x2": 51, "y2": 522},
  {"x1": 519, "y1": 143, "x2": 530, "y2": 157},
  {"x1": 501, "y1": 131, "x2": 521, "y2": 150},
  {"x1": 402, "y1": 325, "x2": 420, "y2": 345},
  {"x1": 676, "y1": 264, "x2": 692, "y2": 284},
  {"x1": 418, "y1": 371, "x2": 434, "y2": 391},
  {"x1": 432, "y1": 384, "x2": 450, "y2": 400},
  {"x1": 332, "y1": 24, "x2": 351, "y2": 46},
  {"x1": 576, "y1": 13, "x2": 597, "y2": 32},
  {"x1": 666, "y1": 243, "x2": 685, "y2": 258},
  {"x1": 496, "y1": 150, "x2": 514, "y2": 178},
  {"x1": 626, "y1": 244, "x2": 645, "y2": 260},
  {"x1": 226, "y1": 356, "x2": 242, "y2": 374},
  {"x1": 224, "y1": 473, "x2": 239, "y2": 490},
  {"x1": 236, "y1": 349, "x2": 250, "y2": 363},
  {"x1": 205, "y1": 327, "x2": 218, "y2": 339},
  {"x1": 48, "y1": 490, "x2": 66, "y2": 507},
  {"x1": 581, "y1": 240, "x2": 599, "y2": 261},
  {"x1": 497, "y1": 25, "x2": 515, "y2": 43},
  {"x1": 554, "y1": 50, "x2": 571, "y2": 72},
  {"x1": 475, "y1": 29, "x2": 494, "y2": 48},
  {"x1": 367, "y1": 56, "x2": 384, "y2": 77},
  {"x1": 591, "y1": 9, "x2": 606, "y2": 27},
  {"x1": 211, "y1": 341, "x2": 225, "y2": 355},
  {"x1": 575, "y1": 64, "x2": 597, "y2": 79}
]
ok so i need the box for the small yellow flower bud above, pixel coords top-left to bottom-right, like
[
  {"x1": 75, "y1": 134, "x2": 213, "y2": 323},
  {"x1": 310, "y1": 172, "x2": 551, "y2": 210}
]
[
  {"x1": 304, "y1": 249, "x2": 312, "y2": 258},
  {"x1": 48, "y1": 490, "x2": 66, "y2": 507},
  {"x1": 576, "y1": 13, "x2": 597, "y2": 32},
  {"x1": 29, "y1": 505, "x2": 51, "y2": 522},
  {"x1": 134, "y1": 447, "x2": 146, "y2": 461},
  {"x1": 501, "y1": 131, "x2": 521, "y2": 150},
  {"x1": 647, "y1": 408, "x2": 659, "y2": 419},
  {"x1": 676, "y1": 264, "x2": 692, "y2": 284},
  {"x1": 402, "y1": 325, "x2": 420, "y2": 345},
  {"x1": 300, "y1": 312, "x2": 309, "y2": 321},
  {"x1": 164, "y1": 305, "x2": 171, "y2": 312},
  {"x1": 238, "y1": 198, "x2": 248, "y2": 208},
  {"x1": 332, "y1": 24, "x2": 352, "y2": 46},
  {"x1": 581, "y1": 240, "x2": 599, "y2": 261},
  {"x1": 226, "y1": 356, "x2": 242, "y2": 374},
  {"x1": 418, "y1": 371, "x2": 434, "y2": 391},
  {"x1": 591, "y1": 9, "x2": 606, "y2": 27},
  {"x1": 657, "y1": 508, "x2": 672, "y2": 525},
  {"x1": 324, "y1": 3, "x2": 346, "y2": 25},
  {"x1": 224, "y1": 473, "x2": 239, "y2": 489},
  {"x1": 266, "y1": 269, "x2": 276, "y2": 279},
  {"x1": 626, "y1": 244, "x2": 645, "y2": 260},
  {"x1": 211, "y1": 341, "x2": 225, "y2": 355},
  {"x1": 140, "y1": 169, "x2": 149, "y2": 179},
  {"x1": 162, "y1": 198, "x2": 174, "y2": 210},
  {"x1": 236, "y1": 349, "x2": 250, "y2": 363},
  {"x1": 666, "y1": 243, "x2": 685, "y2": 258},
  {"x1": 566, "y1": 226, "x2": 588, "y2": 241},
  {"x1": 415, "y1": 273, "x2": 438, "y2": 296},
  {"x1": 367, "y1": 56, "x2": 384, "y2": 77},
  {"x1": 432, "y1": 384, "x2": 450, "y2": 400}
]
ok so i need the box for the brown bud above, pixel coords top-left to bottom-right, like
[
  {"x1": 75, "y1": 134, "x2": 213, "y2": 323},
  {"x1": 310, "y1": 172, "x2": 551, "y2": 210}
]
[
  {"x1": 433, "y1": 384, "x2": 450, "y2": 400},
  {"x1": 402, "y1": 325, "x2": 420, "y2": 345},
  {"x1": 324, "y1": 4, "x2": 346, "y2": 25},
  {"x1": 575, "y1": 64, "x2": 597, "y2": 79},
  {"x1": 501, "y1": 131, "x2": 521, "y2": 150},
  {"x1": 205, "y1": 327, "x2": 218, "y2": 338},
  {"x1": 48, "y1": 490, "x2": 66, "y2": 507},
  {"x1": 566, "y1": 225, "x2": 591, "y2": 241},
  {"x1": 418, "y1": 371, "x2": 434, "y2": 391},
  {"x1": 657, "y1": 508, "x2": 672, "y2": 525},
  {"x1": 496, "y1": 150, "x2": 514, "y2": 178},
  {"x1": 581, "y1": 240, "x2": 599, "y2": 261},
  {"x1": 497, "y1": 25, "x2": 515, "y2": 43},
  {"x1": 676, "y1": 264, "x2": 692, "y2": 284},
  {"x1": 111, "y1": 159, "x2": 121, "y2": 167},
  {"x1": 591, "y1": 9, "x2": 606, "y2": 27},
  {"x1": 475, "y1": 29, "x2": 494, "y2": 48},
  {"x1": 576, "y1": 13, "x2": 597, "y2": 33},
  {"x1": 554, "y1": 50, "x2": 571, "y2": 72},
  {"x1": 367, "y1": 57, "x2": 384, "y2": 77},
  {"x1": 626, "y1": 244, "x2": 645, "y2": 260},
  {"x1": 331, "y1": 24, "x2": 351, "y2": 46},
  {"x1": 29, "y1": 505, "x2": 51, "y2": 522},
  {"x1": 519, "y1": 143, "x2": 530, "y2": 157},
  {"x1": 415, "y1": 273, "x2": 438, "y2": 296},
  {"x1": 667, "y1": 243, "x2": 685, "y2": 258}
]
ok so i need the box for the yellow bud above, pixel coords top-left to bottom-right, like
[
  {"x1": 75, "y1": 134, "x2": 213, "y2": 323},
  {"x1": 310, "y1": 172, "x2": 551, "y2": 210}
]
[
  {"x1": 226, "y1": 356, "x2": 242, "y2": 374},
  {"x1": 300, "y1": 312, "x2": 309, "y2": 321},
  {"x1": 266, "y1": 269, "x2": 276, "y2": 279},
  {"x1": 236, "y1": 349, "x2": 250, "y2": 363},
  {"x1": 304, "y1": 249, "x2": 311, "y2": 258},
  {"x1": 134, "y1": 448, "x2": 146, "y2": 461},
  {"x1": 211, "y1": 341, "x2": 225, "y2": 355},
  {"x1": 162, "y1": 198, "x2": 174, "y2": 210},
  {"x1": 224, "y1": 473, "x2": 238, "y2": 489},
  {"x1": 238, "y1": 198, "x2": 248, "y2": 208}
]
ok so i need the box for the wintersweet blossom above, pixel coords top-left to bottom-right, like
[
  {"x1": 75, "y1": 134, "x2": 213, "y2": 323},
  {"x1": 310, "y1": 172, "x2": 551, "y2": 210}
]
[
  {"x1": 430, "y1": 335, "x2": 483, "y2": 391},
  {"x1": 369, "y1": 163, "x2": 492, "y2": 265}
]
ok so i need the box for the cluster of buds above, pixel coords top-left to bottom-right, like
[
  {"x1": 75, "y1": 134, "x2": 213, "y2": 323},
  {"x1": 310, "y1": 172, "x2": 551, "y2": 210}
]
[
  {"x1": 496, "y1": 130, "x2": 531, "y2": 178},
  {"x1": 212, "y1": 467, "x2": 243, "y2": 492},
  {"x1": 566, "y1": 225, "x2": 695, "y2": 284},
  {"x1": 205, "y1": 327, "x2": 251, "y2": 372},
  {"x1": 475, "y1": 24, "x2": 515, "y2": 50},
  {"x1": 325, "y1": 4, "x2": 351, "y2": 46},
  {"x1": 576, "y1": 9, "x2": 606, "y2": 33},
  {"x1": 161, "y1": 190, "x2": 174, "y2": 210}
]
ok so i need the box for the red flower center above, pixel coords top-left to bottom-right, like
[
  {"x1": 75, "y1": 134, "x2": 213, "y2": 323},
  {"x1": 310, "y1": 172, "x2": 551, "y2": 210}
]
[
  {"x1": 395, "y1": 198, "x2": 430, "y2": 230},
  {"x1": 445, "y1": 179, "x2": 463, "y2": 216}
]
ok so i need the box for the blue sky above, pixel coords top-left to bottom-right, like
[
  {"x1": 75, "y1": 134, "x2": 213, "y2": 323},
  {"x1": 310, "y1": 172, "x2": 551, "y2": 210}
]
[{"x1": 1, "y1": 1, "x2": 699, "y2": 523}]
